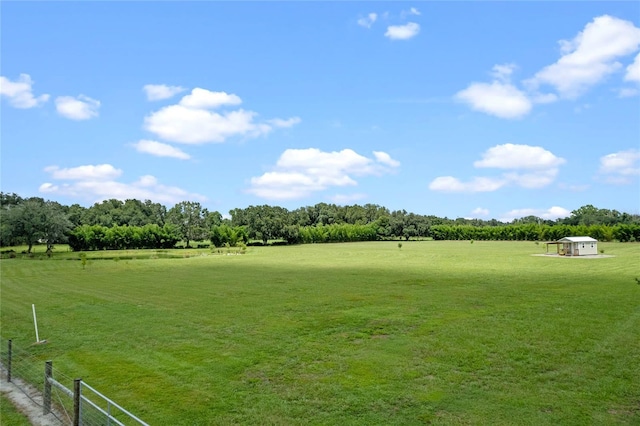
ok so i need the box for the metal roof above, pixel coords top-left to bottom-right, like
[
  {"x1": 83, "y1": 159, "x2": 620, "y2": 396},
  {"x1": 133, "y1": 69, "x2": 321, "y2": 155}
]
[{"x1": 557, "y1": 236, "x2": 598, "y2": 242}]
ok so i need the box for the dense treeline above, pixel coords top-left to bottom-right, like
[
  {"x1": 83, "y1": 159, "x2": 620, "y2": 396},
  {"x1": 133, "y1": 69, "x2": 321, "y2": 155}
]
[
  {"x1": 1, "y1": 192, "x2": 639, "y2": 251},
  {"x1": 68, "y1": 224, "x2": 181, "y2": 251},
  {"x1": 430, "y1": 223, "x2": 640, "y2": 242}
]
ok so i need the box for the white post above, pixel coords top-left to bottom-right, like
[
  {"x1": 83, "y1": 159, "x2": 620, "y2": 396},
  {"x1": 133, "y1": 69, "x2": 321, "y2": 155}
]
[{"x1": 32, "y1": 304, "x2": 40, "y2": 343}]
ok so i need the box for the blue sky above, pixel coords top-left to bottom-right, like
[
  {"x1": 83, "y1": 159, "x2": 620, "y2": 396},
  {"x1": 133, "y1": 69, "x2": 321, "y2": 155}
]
[{"x1": 2, "y1": 2, "x2": 639, "y2": 221}]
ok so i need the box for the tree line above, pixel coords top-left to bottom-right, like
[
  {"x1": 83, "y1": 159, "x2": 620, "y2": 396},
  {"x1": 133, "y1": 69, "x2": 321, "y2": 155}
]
[{"x1": 1, "y1": 192, "x2": 639, "y2": 252}]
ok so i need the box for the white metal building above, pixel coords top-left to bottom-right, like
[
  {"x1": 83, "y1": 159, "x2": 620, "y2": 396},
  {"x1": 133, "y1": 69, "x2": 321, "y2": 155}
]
[{"x1": 547, "y1": 236, "x2": 598, "y2": 256}]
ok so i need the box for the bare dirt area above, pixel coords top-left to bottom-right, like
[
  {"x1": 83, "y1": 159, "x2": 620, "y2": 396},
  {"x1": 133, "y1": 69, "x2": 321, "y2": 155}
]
[{"x1": 0, "y1": 368, "x2": 66, "y2": 426}]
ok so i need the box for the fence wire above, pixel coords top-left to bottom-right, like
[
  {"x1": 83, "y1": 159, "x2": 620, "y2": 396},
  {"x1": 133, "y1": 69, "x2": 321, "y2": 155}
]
[
  {"x1": 1, "y1": 337, "x2": 148, "y2": 426},
  {"x1": 0, "y1": 337, "x2": 66, "y2": 424}
]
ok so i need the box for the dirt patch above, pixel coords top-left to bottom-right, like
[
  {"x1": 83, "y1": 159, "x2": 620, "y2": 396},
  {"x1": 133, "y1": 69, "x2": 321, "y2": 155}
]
[{"x1": 0, "y1": 368, "x2": 66, "y2": 425}]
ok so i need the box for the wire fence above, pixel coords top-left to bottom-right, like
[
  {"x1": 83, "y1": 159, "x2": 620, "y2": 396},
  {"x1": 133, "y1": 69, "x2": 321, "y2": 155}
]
[
  {"x1": 0, "y1": 337, "x2": 66, "y2": 424},
  {"x1": 1, "y1": 337, "x2": 148, "y2": 426}
]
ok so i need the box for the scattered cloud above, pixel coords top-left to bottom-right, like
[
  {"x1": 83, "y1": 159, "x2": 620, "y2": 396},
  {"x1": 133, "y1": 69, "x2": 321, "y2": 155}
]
[
  {"x1": 400, "y1": 7, "x2": 421, "y2": 18},
  {"x1": 133, "y1": 140, "x2": 191, "y2": 160},
  {"x1": 503, "y1": 169, "x2": 560, "y2": 189},
  {"x1": 357, "y1": 13, "x2": 377, "y2": 28},
  {"x1": 500, "y1": 206, "x2": 571, "y2": 222},
  {"x1": 491, "y1": 63, "x2": 517, "y2": 82},
  {"x1": 455, "y1": 81, "x2": 531, "y2": 119},
  {"x1": 43, "y1": 164, "x2": 122, "y2": 180},
  {"x1": 40, "y1": 164, "x2": 205, "y2": 204},
  {"x1": 143, "y1": 84, "x2": 187, "y2": 101},
  {"x1": 471, "y1": 207, "x2": 490, "y2": 217},
  {"x1": 267, "y1": 117, "x2": 302, "y2": 128},
  {"x1": 455, "y1": 64, "x2": 532, "y2": 119},
  {"x1": 624, "y1": 52, "x2": 640, "y2": 82},
  {"x1": 179, "y1": 88, "x2": 242, "y2": 109},
  {"x1": 0, "y1": 73, "x2": 49, "y2": 108},
  {"x1": 474, "y1": 143, "x2": 566, "y2": 170},
  {"x1": 528, "y1": 15, "x2": 640, "y2": 98},
  {"x1": 247, "y1": 148, "x2": 400, "y2": 200},
  {"x1": 430, "y1": 144, "x2": 565, "y2": 192},
  {"x1": 385, "y1": 22, "x2": 420, "y2": 40},
  {"x1": 597, "y1": 149, "x2": 640, "y2": 184},
  {"x1": 458, "y1": 16, "x2": 640, "y2": 118},
  {"x1": 428, "y1": 176, "x2": 507, "y2": 193},
  {"x1": 373, "y1": 151, "x2": 400, "y2": 167},
  {"x1": 55, "y1": 95, "x2": 100, "y2": 120},
  {"x1": 144, "y1": 87, "x2": 299, "y2": 144}
]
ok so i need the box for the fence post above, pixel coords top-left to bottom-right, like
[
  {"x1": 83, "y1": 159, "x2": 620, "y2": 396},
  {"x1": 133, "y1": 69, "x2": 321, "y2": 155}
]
[
  {"x1": 43, "y1": 360, "x2": 52, "y2": 415},
  {"x1": 73, "y1": 378, "x2": 82, "y2": 426},
  {"x1": 7, "y1": 340, "x2": 12, "y2": 383}
]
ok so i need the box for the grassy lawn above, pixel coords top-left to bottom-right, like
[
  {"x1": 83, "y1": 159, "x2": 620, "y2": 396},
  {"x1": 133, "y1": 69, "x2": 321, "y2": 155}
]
[
  {"x1": 1, "y1": 241, "x2": 639, "y2": 425},
  {"x1": 0, "y1": 393, "x2": 31, "y2": 426}
]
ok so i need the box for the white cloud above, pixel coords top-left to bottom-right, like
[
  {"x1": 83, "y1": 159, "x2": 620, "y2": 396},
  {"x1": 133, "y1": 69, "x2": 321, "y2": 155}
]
[
  {"x1": 474, "y1": 143, "x2": 566, "y2": 169},
  {"x1": 55, "y1": 95, "x2": 100, "y2": 120},
  {"x1": 491, "y1": 63, "x2": 517, "y2": 82},
  {"x1": 267, "y1": 117, "x2": 302, "y2": 128},
  {"x1": 358, "y1": 13, "x2": 377, "y2": 28},
  {"x1": 179, "y1": 88, "x2": 242, "y2": 109},
  {"x1": 456, "y1": 63, "x2": 536, "y2": 119},
  {"x1": 471, "y1": 207, "x2": 490, "y2": 217},
  {"x1": 458, "y1": 16, "x2": 640, "y2": 117},
  {"x1": 598, "y1": 149, "x2": 640, "y2": 184},
  {"x1": 500, "y1": 206, "x2": 571, "y2": 222},
  {"x1": 0, "y1": 74, "x2": 50, "y2": 108},
  {"x1": 247, "y1": 148, "x2": 399, "y2": 200},
  {"x1": 144, "y1": 88, "x2": 299, "y2": 144},
  {"x1": 428, "y1": 176, "x2": 507, "y2": 193},
  {"x1": 373, "y1": 151, "x2": 400, "y2": 167},
  {"x1": 143, "y1": 84, "x2": 187, "y2": 101},
  {"x1": 400, "y1": 7, "x2": 421, "y2": 18},
  {"x1": 40, "y1": 165, "x2": 205, "y2": 204},
  {"x1": 43, "y1": 164, "x2": 122, "y2": 180},
  {"x1": 385, "y1": 22, "x2": 420, "y2": 40},
  {"x1": 430, "y1": 144, "x2": 564, "y2": 193},
  {"x1": 455, "y1": 81, "x2": 532, "y2": 119},
  {"x1": 528, "y1": 15, "x2": 640, "y2": 98},
  {"x1": 145, "y1": 106, "x2": 262, "y2": 144},
  {"x1": 503, "y1": 169, "x2": 560, "y2": 189},
  {"x1": 624, "y1": 52, "x2": 640, "y2": 82},
  {"x1": 133, "y1": 140, "x2": 191, "y2": 160}
]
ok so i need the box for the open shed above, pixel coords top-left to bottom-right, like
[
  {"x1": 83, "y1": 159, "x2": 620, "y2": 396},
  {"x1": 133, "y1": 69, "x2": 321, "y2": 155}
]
[{"x1": 545, "y1": 236, "x2": 598, "y2": 256}]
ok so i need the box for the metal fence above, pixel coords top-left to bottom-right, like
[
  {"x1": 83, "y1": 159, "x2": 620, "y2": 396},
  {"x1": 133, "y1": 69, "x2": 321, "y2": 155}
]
[{"x1": 1, "y1": 338, "x2": 149, "y2": 425}]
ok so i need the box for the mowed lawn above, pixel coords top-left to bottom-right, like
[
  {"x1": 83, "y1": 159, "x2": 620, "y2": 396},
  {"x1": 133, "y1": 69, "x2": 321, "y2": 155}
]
[{"x1": 1, "y1": 241, "x2": 639, "y2": 425}]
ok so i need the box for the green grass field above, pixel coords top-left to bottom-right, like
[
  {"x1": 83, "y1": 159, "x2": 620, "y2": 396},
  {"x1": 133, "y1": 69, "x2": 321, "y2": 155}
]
[
  {"x1": 1, "y1": 241, "x2": 639, "y2": 425},
  {"x1": 0, "y1": 393, "x2": 31, "y2": 426}
]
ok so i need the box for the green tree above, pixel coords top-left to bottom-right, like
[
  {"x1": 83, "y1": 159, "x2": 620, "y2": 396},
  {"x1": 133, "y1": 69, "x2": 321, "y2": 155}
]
[
  {"x1": 40, "y1": 201, "x2": 73, "y2": 251},
  {"x1": 167, "y1": 201, "x2": 208, "y2": 247},
  {"x1": 2, "y1": 199, "x2": 72, "y2": 252},
  {"x1": 230, "y1": 205, "x2": 290, "y2": 245}
]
